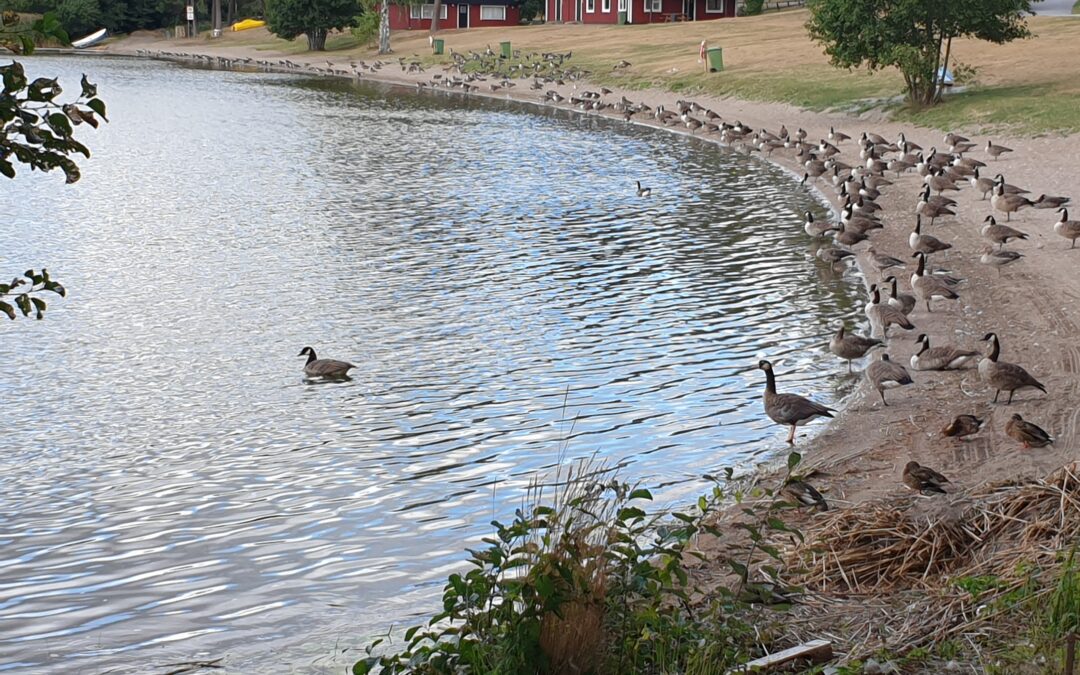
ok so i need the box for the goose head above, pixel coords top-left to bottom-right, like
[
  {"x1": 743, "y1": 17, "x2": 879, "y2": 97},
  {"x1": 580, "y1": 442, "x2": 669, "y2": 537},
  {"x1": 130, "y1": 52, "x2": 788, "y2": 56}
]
[
  {"x1": 1059, "y1": 207, "x2": 1069, "y2": 219},
  {"x1": 298, "y1": 346, "x2": 316, "y2": 357},
  {"x1": 981, "y1": 332, "x2": 998, "y2": 343},
  {"x1": 983, "y1": 215, "x2": 996, "y2": 224},
  {"x1": 757, "y1": 359, "x2": 773, "y2": 372}
]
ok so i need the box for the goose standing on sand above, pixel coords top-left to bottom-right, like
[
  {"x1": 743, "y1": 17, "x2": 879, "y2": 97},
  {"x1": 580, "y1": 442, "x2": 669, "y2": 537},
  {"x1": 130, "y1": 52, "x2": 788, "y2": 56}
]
[
  {"x1": 866, "y1": 247, "x2": 908, "y2": 275},
  {"x1": 980, "y1": 246, "x2": 1024, "y2": 272},
  {"x1": 909, "y1": 216, "x2": 952, "y2": 255},
  {"x1": 981, "y1": 215, "x2": 1028, "y2": 249},
  {"x1": 298, "y1": 346, "x2": 355, "y2": 378},
  {"x1": 970, "y1": 167, "x2": 997, "y2": 200},
  {"x1": 781, "y1": 479, "x2": 829, "y2": 512},
  {"x1": 1005, "y1": 414, "x2": 1053, "y2": 449},
  {"x1": 884, "y1": 275, "x2": 916, "y2": 315},
  {"x1": 829, "y1": 324, "x2": 883, "y2": 373},
  {"x1": 903, "y1": 461, "x2": 949, "y2": 495},
  {"x1": 833, "y1": 223, "x2": 868, "y2": 247},
  {"x1": 978, "y1": 332, "x2": 1047, "y2": 404},
  {"x1": 1033, "y1": 194, "x2": 1071, "y2": 210},
  {"x1": 635, "y1": 180, "x2": 652, "y2": 197},
  {"x1": 911, "y1": 252, "x2": 960, "y2": 312},
  {"x1": 866, "y1": 286, "x2": 915, "y2": 337},
  {"x1": 942, "y1": 414, "x2": 984, "y2": 440},
  {"x1": 991, "y1": 183, "x2": 1034, "y2": 221},
  {"x1": 985, "y1": 140, "x2": 1013, "y2": 160},
  {"x1": 757, "y1": 360, "x2": 835, "y2": 444},
  {"x1": 1054, "y1": 208, "x2": 1080, "y2": 248},
  {"x1": 865, "y1": 353, "x2": 913, "y2": 406},
  {"x1": 910, "y1": 334, "x2": 979, "y2": 371}
]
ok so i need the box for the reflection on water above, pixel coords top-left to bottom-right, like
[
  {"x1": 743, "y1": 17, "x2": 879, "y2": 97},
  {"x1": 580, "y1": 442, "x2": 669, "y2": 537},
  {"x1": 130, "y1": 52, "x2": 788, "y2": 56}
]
[{"x1": 0, "y1": 56, "x2": 864, "y2": 672}]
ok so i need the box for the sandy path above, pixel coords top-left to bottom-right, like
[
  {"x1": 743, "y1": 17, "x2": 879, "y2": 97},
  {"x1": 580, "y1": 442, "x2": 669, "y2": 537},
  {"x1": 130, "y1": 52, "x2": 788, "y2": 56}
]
[{"x1": 97, "y1": 33, "x2": 1080, "y2": 510}]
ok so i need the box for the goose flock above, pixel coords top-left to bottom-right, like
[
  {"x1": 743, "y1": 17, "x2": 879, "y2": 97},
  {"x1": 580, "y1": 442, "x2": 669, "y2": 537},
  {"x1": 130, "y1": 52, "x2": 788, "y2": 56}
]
[{"x1": 132, "y1": 46, "x2": 1071, "y2": 508}]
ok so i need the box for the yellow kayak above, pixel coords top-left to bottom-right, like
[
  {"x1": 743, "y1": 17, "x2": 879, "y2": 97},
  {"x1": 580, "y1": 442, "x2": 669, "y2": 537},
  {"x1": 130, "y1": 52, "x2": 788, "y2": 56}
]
[{"x1": 232, "y1": 19, "x2": 266, "y2": 31}]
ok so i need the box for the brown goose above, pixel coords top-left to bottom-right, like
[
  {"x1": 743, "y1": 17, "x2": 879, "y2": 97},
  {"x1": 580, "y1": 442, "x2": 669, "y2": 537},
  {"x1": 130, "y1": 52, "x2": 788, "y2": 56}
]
[
  {"x1": 909, "y1": 216, "x2": 952, "y2": 255},
  {"x1": 866, "y1": 286, "x2": 915, "y2": 337},
  {"x1": 803, "y1": 212, "x2": 836, "y2": 238},
  {"x1": 829, "y1": 324, "x2": 883, "y2": 373},
  {"x1": 1033, "y1": 194, "x2": 1071, "y2": 210},
  {"x1": 980, "y1": 246, "x2": 1024, "y2": 272},
  {"x1": 911, "y1": 252, "x2": 959, "y2": 312},
  {"x1": 985, "y1": 140, "x2": 1013, "y2": 160},
  {"x1": 981, "y1": 215, "x2": 1028, "y2": 249},
  {"x1": 991, "y1": 183, "x2": 1034, "y2": 221},
  {"x1": 942, "y1": 414, "x2": 984, "y2": 440},
  {"x1": 298, "y1": 346, "x2": 355, "y2": 378},
  {"x1": 978, "y1": 333, "x2": 1046, "y2": 404},
  {"x1": 833, "y1": 223, "x2": 868, "y2": 247},
  {"x1": 969, "y1": 167, "x2": 997, "y2": 200},
  {"x1": 925, "y1": 167, "x2": 960, "y2": 195},
  {"x1": 865, "y1": 353, "x2": 913, "y2": 406},
  {"x1": 910, "y1": 334, "x2": 979, "y2": 371},
  {"x1": 884, "y1": 275, "x2": 916, "y2": 315},
  {"x1": 817, "y1": 247, "x2": 855, "y2": 264},
  {"x1": 1054, "y1": 208, "x2": 1080, "y2": 249},
  {"x1": 866, "y1": 247, "x2": 907, "y2": 274},
  {"x1": 757, "y1": 360, "x2": 835, "y2": 444},
  {"x1": 781, "y1": 479, "x2": 829, "y2": 512},
  {"x1": 916, "y1": 187, "x2": 956, "y2": 225},
  {"x1": 1005, "y1": 414, "x2": 1053, "y2": 449},
  {"x1": 903, "y1": 461, "x2": 949, "y2": 495}
]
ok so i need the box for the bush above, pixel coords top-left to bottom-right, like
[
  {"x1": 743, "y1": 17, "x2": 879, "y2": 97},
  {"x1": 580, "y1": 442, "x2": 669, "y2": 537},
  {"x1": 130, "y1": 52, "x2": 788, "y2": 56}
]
[
  {"x1": 352, "y1": 452, "x2": 808, "y2": 674},
  {"x1": 350, "y1": 0, "x2": 378, "y2": 46},
  {"x1": 738, "y1": 0, "x2": 764, "y2": 15}
]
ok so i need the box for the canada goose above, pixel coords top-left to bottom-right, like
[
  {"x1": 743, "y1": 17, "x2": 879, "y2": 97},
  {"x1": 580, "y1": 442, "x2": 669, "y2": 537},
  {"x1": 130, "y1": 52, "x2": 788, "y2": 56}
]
[
  {"x1": 991, "y1": 183, "x2": 1034, "y2": 221},
  {"x1": 866, "y1": 286, "x2": 915, "y2": 337},
  {"x1": 1054, "y1": 208, "x2": 1080, "y2": 248},
  {"x1": 978, "y1": 333, "x2": 1046, "y2": 404},
  {"x1": 781, "y1": 479, "x2": 828, "y2": 512},
  {"x1": 829, "y1": 126, "x2": 850, "y2": 143},
  {"x1": 992, "y1": 173, "x2": 1031, "y2": 195},
  {"x1": 757, "y1": 360, "x2": 835, "y2": 444},
  {"x1": 635, "y1": 180, "x2": 651, "y2": 197},
  {"x1": 909, "y1": 216, "x2": 952, "y2": 255},
  {"x1": 829, "y1": 324, "x2": 883, "y2": 373},
  {"x1": 841, "y1": 205, "x2": 883, "y2": 235},
  {"x1": 833, "y1": 223, "x2": 868, "y2": 247},
  {"x1": 903, "y1": 461, "x2": 949, "y2": 495},
  {"x1": 1005, "y1": 413, "x2": 1053, "y2": 449},
  {"x1": 925, "y1": 168, "x2": 960, "y2": 195},
  {"x1": 866, "y1": 247, "x2": 907, "y2": 274},
  {"x1": 858, "y1": 179, "x2": 881, "y2": 201},
  {"x1": 803, "y1": 212, "x2": 835, "y2": 237},
  {"x1": 817, "y1": 247, "x2": 855, "y2": 265},
  {"x1": 884, "y1": 275, "x2": 916, "y2": 315},
  {"x1": 985, "y1": 140, "x2": 1013, "y2": 160},
  {"x1": 981, "y1": 215, "x2": 1028, "y2": 249},
  {"x1": 911, "y1": 334, "x2": 979, "y2": 371},
  {"x1": 916, "y1": 188, "x2": 956, "y2": 225},
  {"x1": 864, "y1": 131, "x2": 889, "y2": 146},
  {"x1": 980, "y1": 246, "x2": 1024, "y2": 272},
  {"x1": 911, "y1": 252, "x2": 960, "y2": 312},
  {"x1": 944, "y1": 132, "x2": 969, "y2": 146},
  {"x1": 298, "y1": 346, "x2": 355, "y2": 378},
  {"x1": 1033, "y1": 194, "x2": 1071, "y2": 210},
  {"x1": 865, "y1": 353, "x2": 913, "y2": 406},
  {"x1": 970, "y1": 167, "x2": 997, "y2": 200},
  {"x1": 942, "y1": 414, "x2": 984, "y2": 440}
]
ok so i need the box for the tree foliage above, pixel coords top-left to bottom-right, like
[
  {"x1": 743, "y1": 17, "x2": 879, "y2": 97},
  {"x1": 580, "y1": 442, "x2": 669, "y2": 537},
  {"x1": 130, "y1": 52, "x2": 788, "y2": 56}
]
[
  {"x1": 806, "y1": 0, "x2": 1033, "y2": 106},
  {"x1": 2, "y1": 13, "x2": 104, "y2": 320},
  {"x1": 265, "y1": 0, "x2": 359, "y2": 50},
  {"x1": 6, "y1": 0, "x2": 195, "y2": 37}
]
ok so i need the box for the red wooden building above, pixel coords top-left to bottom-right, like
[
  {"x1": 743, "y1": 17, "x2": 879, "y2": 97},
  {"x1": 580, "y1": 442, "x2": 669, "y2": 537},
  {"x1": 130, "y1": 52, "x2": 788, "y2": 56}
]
[
  {"x1": 389, "y1": 0, "x2": 523, "y2": 29},
  {"x1": 545, "y1": 0, "x2": 735, "y2": 24}
]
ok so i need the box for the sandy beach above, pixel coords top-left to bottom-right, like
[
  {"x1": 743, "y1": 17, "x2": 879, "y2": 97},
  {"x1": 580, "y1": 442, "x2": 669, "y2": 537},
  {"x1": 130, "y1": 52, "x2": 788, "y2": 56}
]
[{"x1": 85, "y1": 24, "x2": 1080, "y2": 662}]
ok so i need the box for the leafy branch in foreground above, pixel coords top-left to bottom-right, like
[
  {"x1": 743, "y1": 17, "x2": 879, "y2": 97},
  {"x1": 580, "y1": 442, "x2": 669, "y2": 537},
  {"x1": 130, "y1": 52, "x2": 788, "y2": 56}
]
[
  {"x1": 352, "y1": 452, "x2": 808, "y2": 674},
  {"x1": 0, "y1": 269, "x2": 66, "y2": 320}
]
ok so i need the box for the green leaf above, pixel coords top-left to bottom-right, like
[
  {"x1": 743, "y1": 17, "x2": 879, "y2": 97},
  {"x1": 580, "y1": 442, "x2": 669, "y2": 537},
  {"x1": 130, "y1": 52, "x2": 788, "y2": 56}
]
[
  {"x1": 15, "y1": 294, "x2": 31, "y2": 316},
  {"x1": 0, "y1": 301, "x2": 14, "y2": 320},
  {"x1": 87, "y1": 98, "x2": 108, "y2": 121},
  {"x1": 787, "y1": 451, "x2": 802, "y2": 471},
  {"x1": 31, "y1": 297, "x2": 46, "y2": 319},
  {"x1": 628, "y1": 488, "x2": 653, "y2": 501}
]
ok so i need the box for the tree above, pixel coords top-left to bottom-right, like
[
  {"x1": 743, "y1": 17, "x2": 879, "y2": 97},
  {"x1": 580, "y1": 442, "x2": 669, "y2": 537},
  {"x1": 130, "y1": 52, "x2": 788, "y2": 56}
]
[
  {"x1": 805, "y1": 0, "x2": 1032, "y2": 107},
  {"x1": 428, "y1": 0, "x2": 439, "y2": 35},
  {"x1": 2, "y1": 11, "x2": 105, "y2": 319},
  {"x1": 265, "y1": 0, "x2": 360, "y2": 50}
]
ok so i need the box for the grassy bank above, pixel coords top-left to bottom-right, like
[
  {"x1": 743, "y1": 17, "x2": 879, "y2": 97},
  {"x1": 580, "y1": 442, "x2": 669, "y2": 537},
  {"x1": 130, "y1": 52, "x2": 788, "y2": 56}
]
[{"x1": 192, "y1": 9, "x2": 1080, "y2": 135}]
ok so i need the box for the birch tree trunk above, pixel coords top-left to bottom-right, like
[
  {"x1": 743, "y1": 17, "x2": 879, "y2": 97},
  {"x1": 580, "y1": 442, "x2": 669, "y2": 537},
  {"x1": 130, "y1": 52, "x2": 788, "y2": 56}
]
[{"x1": 378, "y1": 0, "x2": 391, "y2": 54}]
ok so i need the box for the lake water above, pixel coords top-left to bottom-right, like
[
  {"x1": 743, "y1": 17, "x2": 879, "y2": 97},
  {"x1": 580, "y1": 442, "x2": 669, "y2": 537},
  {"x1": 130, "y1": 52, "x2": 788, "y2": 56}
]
[{"x1": 0, "y1": 55, "x2": 863, "y2": 672}]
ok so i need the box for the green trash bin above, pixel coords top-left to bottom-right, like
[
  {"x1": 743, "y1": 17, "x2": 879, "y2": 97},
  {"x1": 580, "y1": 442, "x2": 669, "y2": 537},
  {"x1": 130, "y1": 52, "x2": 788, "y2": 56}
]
[
  {"x1": 500, "y1": 41, "x2": 511, "y2": 59},
  {"x1": 433, "y1": 38, "x2": 445, "y2": 55},
  {"x1": 707, "y1": 47, "x2": 724, "y2": 72},
  {"x1": 617, "y1": 10, "x2": 627, "y2": 24}
]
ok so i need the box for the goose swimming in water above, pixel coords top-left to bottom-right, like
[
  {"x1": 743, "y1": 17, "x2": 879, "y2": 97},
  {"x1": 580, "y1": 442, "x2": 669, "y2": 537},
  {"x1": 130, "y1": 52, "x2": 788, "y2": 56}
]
[
  {"x1": 298, "y1": 346, "x2": 355, "y2": 378},
  {"x1": 635, "y1": 180, "x2": 652, "y2": 197},
  {"x1": 757, "y1": 359, "x2": 835, "y2": 444}
]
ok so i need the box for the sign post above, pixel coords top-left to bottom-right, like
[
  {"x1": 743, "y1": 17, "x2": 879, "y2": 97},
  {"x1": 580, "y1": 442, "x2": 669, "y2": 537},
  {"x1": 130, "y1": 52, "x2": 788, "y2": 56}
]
[{"x1": 186, "y1": 5, "x2": 196, "y2": 38}]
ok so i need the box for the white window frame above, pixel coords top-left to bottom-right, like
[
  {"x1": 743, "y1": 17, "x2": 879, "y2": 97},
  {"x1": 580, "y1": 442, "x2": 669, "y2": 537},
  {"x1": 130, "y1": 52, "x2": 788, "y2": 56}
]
[
  {"x1": 479, "y1": 4, "x2": 506, "y2": 19},
  {"x1": 645, "y1": 0, "x2": 661, "y2": 11},
  {"x1": 585, "y1": 0, "x2": 595, "y2": 12},
  {"x1": 601, "y1": 0, "x2": 611, "y2": 11},
  {"x1": 705, "y1": 0, "x2": 724, "y2": 12},
  {"x1": 409, "y1": 3, "x2": 448, "y2": 19},
  {"x1": 618, "y1": 0, "x2": 627, "y2": 10}
]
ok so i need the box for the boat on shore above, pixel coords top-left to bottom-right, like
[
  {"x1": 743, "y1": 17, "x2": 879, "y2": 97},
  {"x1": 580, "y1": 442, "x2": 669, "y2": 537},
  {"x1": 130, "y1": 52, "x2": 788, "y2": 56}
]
[{"x1": 72, "y1": 28, "x2": 107, "y2": 49}]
